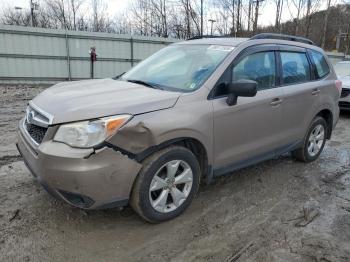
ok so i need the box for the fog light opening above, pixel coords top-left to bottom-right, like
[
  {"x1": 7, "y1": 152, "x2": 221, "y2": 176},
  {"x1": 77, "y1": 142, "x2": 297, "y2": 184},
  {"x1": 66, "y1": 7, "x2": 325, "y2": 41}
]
[{"x1": 58, "y1": 190, "x2": 94, "y2": 208}]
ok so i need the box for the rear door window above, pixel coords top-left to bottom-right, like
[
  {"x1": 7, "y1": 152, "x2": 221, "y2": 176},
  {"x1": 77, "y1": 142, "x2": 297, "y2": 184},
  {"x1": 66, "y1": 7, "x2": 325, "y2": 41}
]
[
  {"x1": 280, "y1": 52, "x2": 311, "y2": 85},
  {"x1": 309, "y1": 50, "x2": 330, "y2": 79}
]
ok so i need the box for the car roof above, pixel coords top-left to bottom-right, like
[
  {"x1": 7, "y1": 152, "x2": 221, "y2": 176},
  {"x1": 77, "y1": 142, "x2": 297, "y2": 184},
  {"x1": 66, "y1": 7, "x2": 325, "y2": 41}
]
[
  {"x1": 176, "y1": 36, "x2": 324, "y2": 53},
  {"x1": 177, "y1": 37, "x2": 249, "y2": 47}
]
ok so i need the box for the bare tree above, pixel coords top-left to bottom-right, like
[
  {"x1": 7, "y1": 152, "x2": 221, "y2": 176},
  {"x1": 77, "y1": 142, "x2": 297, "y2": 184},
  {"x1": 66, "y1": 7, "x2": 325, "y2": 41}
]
[
  {"x1": 0, "y1": 0, "x2": 349, "y2": 50},
  {"x1": 0, "y1": 8, "x2": 31, "y2": 26},
  {"x1": 70, "y1": 0, "x2": 84, "y2": 30},
  {"x1": 236, "y1": 0, "x2": 242, "y2": 34},
  {"x1": 217, "y1": 0, "x2": 235, "y2": 36},
  {"x1": 113, "y1": 12, "x2": 132, "y2": 34},
  {"x1": 345, "y1": 21, "x2": 350, "y2": 55},
  {"x1": 304, "y1": 0, "x2": 320, "y2": 37},
  {"x1": 275, "y1": 0, "x2": 283, "y2": 30},
  {"x1": 91, "y1": 0, "x2": 99, "y2": 31},
  {"x1": 90, "y1": 0, "x2": 113, "y2": 32},
  {"x1": 45, "y1": 0, "x2": 69, "y2": 29},
  {"x1": 321, "y1": 0, "x2": 332, "y2": 48},
  {"x1": 253, "y1": 0, "x2": 264, "y2": 33},
  {"x1": 292, "y1": 0, "x2": 304, "y2": 35},
  {"x1": 181, "y1": 0, "x2": 192, "y2": 37},
  {"x1": 130, "y1": 0, "x2": 152, "y2": 36},
  {"x1": 247, "y1": 0, "x2": 253, "y2": 31}
]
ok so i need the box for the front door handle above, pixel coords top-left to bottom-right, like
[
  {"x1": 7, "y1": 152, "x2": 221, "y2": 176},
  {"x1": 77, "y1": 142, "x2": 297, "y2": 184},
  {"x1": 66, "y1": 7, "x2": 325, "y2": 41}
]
[
  {"x1": 312, "y1": 88, "x2": 320, "y2": 95},
  {"x1": 270, "y1": 98, "x2": 283, "y2": 106}
]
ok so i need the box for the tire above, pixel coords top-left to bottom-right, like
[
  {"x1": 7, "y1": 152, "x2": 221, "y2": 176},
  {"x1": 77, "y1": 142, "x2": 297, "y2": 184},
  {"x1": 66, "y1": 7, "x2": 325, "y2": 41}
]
[
  {"x1": 130, "y1": 145, "x2": 200, "y2": 223},
  {"x1": 292, "y1": 116, "x2": 328, "y2": 163}
]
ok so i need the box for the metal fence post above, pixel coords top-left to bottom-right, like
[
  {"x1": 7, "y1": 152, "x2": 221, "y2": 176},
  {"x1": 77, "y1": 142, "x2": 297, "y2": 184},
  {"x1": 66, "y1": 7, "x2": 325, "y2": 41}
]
[
  {"x1": 130, "y1": 37, "x2": 134, "y2": 67},
  {"x1": 65, "y1": 28, "x2": 72, "y2": 81}
]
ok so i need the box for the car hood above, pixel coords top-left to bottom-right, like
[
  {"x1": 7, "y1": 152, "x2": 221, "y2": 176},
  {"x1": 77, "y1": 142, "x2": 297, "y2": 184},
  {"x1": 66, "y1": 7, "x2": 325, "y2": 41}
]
[
  {"x1": 339, "y1": 75, "x2": 350, "y2": 89},
  {"x1": 31, "y1": 78, "x2": 181, "y2": 124}
]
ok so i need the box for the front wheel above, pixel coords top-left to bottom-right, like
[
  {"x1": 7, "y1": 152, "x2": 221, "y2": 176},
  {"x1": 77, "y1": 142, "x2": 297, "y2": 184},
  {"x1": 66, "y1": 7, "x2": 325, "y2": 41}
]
[
  {"x1": 130, "y1": 146, "x2": 200, "y2": 223},
  {"x1": 292, "y1": 116, "x2": 327, "y2": 163}
]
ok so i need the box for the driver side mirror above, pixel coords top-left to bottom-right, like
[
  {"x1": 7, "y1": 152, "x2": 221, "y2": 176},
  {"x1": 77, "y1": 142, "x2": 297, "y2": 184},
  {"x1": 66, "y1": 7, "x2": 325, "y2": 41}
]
[{"x1": 226, "y1": 79, "x2": 258, "y2": 106}]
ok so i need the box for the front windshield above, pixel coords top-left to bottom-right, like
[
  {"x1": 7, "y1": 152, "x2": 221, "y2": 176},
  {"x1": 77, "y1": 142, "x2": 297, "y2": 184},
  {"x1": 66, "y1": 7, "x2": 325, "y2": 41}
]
[
  {"x1": 334, "y1": 62, "x2": 350, "y2": 77},
  {"x1": 121, "y1": 44, "x2": 234, "y2": 92}
]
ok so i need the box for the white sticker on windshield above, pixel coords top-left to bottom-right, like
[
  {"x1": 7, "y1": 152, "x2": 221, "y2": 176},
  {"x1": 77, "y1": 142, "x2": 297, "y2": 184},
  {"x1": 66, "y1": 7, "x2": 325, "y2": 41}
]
[
  {"x1": 208, "y1": 45, "x2": 234, "y2": 52},
  {"x1": 189, "y1": 83, "x2": 196, "y2": 89}
]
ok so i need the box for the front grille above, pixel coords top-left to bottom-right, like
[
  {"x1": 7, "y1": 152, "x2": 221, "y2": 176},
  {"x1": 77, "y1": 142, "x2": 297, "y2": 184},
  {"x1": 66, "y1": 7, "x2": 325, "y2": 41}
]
[
  {"x1": 24, "y1": 120, "x2": 48, "y2": 144},
  {"x1": 339, "y1": 101, "x2": 350, "y2": 108},
  {"x1": 341, "y1": 88, "x2": 350, "y2": 98}
]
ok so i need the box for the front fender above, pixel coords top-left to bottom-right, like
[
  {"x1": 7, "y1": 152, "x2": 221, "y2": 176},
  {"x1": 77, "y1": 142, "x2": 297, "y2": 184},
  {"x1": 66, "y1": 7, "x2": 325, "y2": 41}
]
[{"x1": 107, "y1": 103, "x2": 213, "y2": 165}]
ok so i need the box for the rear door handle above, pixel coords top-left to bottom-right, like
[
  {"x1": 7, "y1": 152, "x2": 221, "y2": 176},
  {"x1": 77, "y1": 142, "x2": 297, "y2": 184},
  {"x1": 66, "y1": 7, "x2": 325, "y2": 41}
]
[
  {"x1": 312, "y1": 88, "x2": 320, "y2": 95},
  {"x1": 270, "y1": 98, "x2": 283, "y2": 106}
]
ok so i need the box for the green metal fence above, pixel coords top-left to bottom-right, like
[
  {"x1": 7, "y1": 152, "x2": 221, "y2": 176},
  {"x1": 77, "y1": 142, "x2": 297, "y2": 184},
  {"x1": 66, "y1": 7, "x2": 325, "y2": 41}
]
[{"x1": 0, "y1": 25, "x2": 177, "y2": 84}]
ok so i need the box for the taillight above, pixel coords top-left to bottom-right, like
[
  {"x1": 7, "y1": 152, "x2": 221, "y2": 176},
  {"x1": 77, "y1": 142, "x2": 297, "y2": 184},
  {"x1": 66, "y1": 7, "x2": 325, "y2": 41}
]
[{"x1": 335, "y1": 80, "x2": 342, "y2": 93}]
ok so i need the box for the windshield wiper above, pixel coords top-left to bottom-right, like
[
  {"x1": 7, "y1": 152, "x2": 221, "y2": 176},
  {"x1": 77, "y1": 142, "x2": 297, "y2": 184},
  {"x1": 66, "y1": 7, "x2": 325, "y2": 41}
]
[
  {"x1": 112, "y1": 72, "x2": 125, "y2": 80},
  {"x1": 126, "y1": 79, "x2": 164, "y2": 90}
]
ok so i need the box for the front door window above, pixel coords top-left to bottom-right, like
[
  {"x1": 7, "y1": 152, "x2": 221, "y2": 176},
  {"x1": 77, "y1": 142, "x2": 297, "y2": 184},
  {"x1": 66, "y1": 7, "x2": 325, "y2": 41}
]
[{"x1": 232, "y1": 51, "x2": 276, "y2": 90}]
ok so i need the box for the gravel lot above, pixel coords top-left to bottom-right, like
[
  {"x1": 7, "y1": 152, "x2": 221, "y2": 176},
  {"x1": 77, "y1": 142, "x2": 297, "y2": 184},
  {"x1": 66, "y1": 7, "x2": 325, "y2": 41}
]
[{"x1": 0, "y1": 85, "x2": 350, "y2": 262}]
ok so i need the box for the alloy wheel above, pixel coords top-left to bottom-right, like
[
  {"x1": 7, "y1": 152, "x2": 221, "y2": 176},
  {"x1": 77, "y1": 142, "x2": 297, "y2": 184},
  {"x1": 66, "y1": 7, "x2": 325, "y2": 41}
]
[
  {"x1": 307, "y1": 124, "x2": 325, "y2": 157},
  {"x1": 149, "y1": 160, "x2": 193, "y2": 213}
]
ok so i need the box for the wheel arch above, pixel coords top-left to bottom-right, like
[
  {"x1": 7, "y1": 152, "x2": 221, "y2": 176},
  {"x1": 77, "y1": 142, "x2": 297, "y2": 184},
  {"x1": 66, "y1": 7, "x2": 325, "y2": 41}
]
[
  {"x1": 315, "y1": 108, "x2": 333, "y2": 139},
  {"x1": 133, "y1": 137, "x2": 211, "y2": 182}
]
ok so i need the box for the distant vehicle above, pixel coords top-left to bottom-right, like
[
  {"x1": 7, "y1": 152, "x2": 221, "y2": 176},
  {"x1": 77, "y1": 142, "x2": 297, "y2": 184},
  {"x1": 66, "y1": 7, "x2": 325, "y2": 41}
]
[
  {"x1": 334, "y1": 61, "x2": 350, "y2": 111},
  {"x1": 17, "y1": 33, "x2": 341, "y2": 223}
]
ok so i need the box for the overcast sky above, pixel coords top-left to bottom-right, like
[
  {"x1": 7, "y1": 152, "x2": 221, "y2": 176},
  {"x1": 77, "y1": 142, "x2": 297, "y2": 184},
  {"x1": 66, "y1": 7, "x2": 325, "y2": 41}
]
[{"x1": 0, "y1": 0, "x2": 336, "y2": 27}]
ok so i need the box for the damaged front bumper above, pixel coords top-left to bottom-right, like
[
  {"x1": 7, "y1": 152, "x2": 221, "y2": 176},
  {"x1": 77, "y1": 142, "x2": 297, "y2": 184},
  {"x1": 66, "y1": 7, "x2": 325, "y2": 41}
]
[{"x1": 17, "y1": 118, "x2": 142, "y2": 209}]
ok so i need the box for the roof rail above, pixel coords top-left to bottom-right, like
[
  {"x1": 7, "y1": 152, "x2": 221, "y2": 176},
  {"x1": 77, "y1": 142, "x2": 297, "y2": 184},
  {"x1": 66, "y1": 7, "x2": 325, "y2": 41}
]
[
  {"x1": 187, "y1": 35, "x2": 231, "y2": 40},
  {"x1": 250, "y1": 33, "x2": 315, "y2": 45}
]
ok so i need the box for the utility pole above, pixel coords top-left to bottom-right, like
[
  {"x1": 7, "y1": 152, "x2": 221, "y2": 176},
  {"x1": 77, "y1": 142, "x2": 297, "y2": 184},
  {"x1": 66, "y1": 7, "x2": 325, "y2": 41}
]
[
  {"x1": 200, "y1": 0, "x2": 203, "y2": 37},
  {"x1": 208, "y1": 19, "x2": 216, "y2": 36},
  {"x1": 30, "y1": 0, "x2": 34, "y2": 27},
  {"x1": 29, "y1": 0, "x2": 38, "y2": 27}
]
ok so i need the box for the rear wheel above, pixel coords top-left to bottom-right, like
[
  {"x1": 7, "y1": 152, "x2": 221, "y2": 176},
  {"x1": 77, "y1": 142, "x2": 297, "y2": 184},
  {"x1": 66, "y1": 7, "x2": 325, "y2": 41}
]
[
  {"x1": 292, "y1": 116, "x2": 327, "y2": 163},
  {"x1": 130, "y1": 146, "x2": 200, "y2": 223}
]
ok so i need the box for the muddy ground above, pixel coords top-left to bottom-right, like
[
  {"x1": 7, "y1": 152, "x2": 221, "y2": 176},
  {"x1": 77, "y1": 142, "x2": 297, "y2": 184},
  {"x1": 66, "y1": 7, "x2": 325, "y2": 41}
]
[{"x1": 0, "y1": 85, "x2": 349, "y2": 262}]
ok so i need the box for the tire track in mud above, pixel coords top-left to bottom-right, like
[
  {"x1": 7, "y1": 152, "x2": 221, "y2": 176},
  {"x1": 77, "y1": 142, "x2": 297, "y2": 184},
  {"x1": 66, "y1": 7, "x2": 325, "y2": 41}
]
[{"x1": 0, "y1": 155, "x2": 22, "y2": 167}]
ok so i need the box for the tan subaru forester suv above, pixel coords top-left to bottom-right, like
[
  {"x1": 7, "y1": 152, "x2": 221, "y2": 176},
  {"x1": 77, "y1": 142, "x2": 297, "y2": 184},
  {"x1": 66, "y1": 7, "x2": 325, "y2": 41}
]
[{"x1": 17, "y1": 33, "x2": 341, "y2": 222}]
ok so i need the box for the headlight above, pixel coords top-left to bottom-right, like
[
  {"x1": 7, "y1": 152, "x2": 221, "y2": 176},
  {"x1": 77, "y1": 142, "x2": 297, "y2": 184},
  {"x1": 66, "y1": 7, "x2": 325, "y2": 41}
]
[{"x1": 54, "y1": 114, "x2": 131, "y2": 148}]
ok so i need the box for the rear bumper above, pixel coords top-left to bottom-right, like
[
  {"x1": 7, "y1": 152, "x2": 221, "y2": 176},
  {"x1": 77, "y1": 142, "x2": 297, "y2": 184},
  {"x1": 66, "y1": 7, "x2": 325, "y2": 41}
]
[{"x1": 17, "y1": 119, "x2": 142, "y2": 209}]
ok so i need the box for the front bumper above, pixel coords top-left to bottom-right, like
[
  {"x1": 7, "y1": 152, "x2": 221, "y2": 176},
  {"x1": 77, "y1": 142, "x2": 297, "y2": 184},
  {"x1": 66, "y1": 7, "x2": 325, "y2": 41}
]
[
  {"x1": 17, "y1": 118, "x2": 142, "y2": 209},
  {"x1": 339, "y1": 88, "x2": 350, "y2": 111}
]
